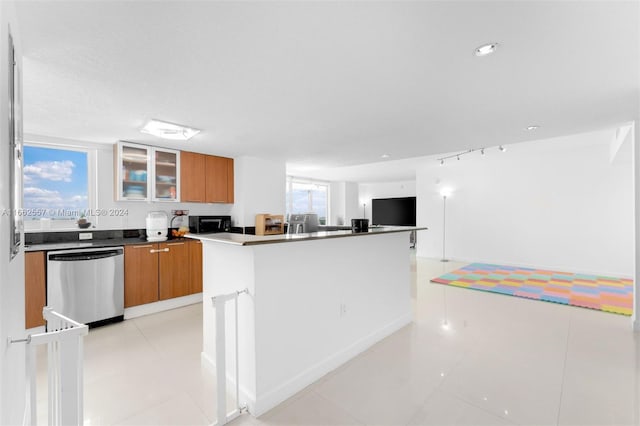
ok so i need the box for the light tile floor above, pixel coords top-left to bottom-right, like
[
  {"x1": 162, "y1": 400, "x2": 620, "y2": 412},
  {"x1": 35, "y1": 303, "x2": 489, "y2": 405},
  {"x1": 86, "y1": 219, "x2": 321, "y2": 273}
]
[{"x1": 36, "y1": 255, "x2": 640, "y2": 425}]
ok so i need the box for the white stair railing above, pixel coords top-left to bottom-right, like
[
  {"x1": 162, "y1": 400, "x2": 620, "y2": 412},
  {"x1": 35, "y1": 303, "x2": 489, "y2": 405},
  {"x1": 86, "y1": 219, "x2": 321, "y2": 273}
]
[
  {"x1": 11, "y1": 307, "x2": 88, "y2": 426},
  {"x1": 211, "y1": 289, "x2": 248, "y2": 426}
]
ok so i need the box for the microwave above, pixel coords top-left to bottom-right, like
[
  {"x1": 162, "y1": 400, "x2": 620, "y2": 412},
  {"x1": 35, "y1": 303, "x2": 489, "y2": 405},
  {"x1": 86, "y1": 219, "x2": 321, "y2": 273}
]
[{"x1": 188, "y1": 215, "x2": 231, "y2": 234}]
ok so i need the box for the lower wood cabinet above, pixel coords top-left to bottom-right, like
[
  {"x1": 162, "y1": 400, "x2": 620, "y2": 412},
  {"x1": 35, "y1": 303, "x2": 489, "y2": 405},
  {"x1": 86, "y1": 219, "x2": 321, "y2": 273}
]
[
  {"x1": 188, "y1": 239, "x2": 203, "y2": 294},
  {"x1": 159, "y1": 241, "x2": 190, "y2": 300},
  {"x1": 25, "y1": 251, "x2": 46, "y2": 329},
  {"x1": 23, "y1": 240, "x2": 203, "y2": 321},
  {"x1": 124, "y1": 244, "x2": 160, "y2": 307},
  {"x1": 125, "y1": 240, "x2": 203, "y2": 308}
]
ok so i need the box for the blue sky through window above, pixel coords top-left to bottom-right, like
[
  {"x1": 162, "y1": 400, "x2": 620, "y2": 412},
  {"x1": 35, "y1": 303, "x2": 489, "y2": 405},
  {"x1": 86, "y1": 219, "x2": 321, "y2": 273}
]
[{"x1": 23, "y1": 146, "x2": 88, "y2": 219}]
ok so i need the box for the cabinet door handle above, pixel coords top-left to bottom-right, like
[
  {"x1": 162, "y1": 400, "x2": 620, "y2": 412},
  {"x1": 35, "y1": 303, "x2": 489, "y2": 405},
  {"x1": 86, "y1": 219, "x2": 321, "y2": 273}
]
[
  {"x1": 150, "y1": 248, "x2": 170, "y2": 253},
  {"x1": 167, "y1": 242, "x2": 184, "y2": 246},
  {"x1": 132, "y1": 245, "x2": 154, "y2": 249}
]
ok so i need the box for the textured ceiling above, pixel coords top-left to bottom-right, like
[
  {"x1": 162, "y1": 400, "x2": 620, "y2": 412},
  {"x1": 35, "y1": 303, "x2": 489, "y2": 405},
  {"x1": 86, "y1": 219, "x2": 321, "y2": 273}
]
[{"x1": 15, "y1": 1, "x2": 639, "y2": 180}]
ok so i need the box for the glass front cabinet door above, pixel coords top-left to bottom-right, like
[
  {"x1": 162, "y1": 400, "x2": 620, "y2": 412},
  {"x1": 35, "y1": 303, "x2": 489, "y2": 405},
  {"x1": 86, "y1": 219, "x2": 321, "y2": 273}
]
[
  {"x1": 152, "y1": 148, "x2": 180, "y2": 202},
  {"x1": 115, "y1": 142, "x2": 180, "y2": 202}
]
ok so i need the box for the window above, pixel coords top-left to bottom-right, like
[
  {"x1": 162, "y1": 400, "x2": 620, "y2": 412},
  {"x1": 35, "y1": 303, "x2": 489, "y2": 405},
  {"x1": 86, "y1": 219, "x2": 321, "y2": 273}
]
[
  {"x1": 23, "y1": 144, "x2": 91, "y2": 229},
  {"x1": 286, "y1": 177, "x2": 329, "y2": 225}
]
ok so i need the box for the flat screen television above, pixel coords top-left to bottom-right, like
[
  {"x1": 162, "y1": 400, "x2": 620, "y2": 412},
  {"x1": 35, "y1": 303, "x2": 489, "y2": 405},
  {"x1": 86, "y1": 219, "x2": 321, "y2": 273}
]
[{"x1": 372, "y1": 197, "x2": 416, "y2": 226}]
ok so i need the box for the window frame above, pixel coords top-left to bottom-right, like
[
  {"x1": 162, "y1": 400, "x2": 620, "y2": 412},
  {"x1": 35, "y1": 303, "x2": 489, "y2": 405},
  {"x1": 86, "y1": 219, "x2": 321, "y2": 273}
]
[
  {"x1": 286, "y1": 176, "x2": 330, "y2": 225},
  {"x1": 23, "y1": 141, "x2": 97, "y2": 232}
]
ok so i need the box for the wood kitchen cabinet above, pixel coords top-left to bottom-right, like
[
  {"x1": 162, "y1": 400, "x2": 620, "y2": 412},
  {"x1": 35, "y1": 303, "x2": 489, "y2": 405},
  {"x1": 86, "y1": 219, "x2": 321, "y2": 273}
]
[
  {"x1": 158, "y1": 241, "x2": 190, "y2": 300},
  {"x1": 180, "y1": 151, "x2": 234, "y2": 203},
  {"x1": 114, "y1": 141, "x2": 180, "y2": 202},
  {"x1": 180, "y1": 151, "x2": 206, "y2": 202},
  {"x1": 205, "y1": 155, "x2": 234, "y2": 203},
  {"x1": 124, "y1": 240, "x2": 202, "y2": 308},
  {"x1": 188, "y1": 240, "x2": 203, "y2": 294},
  {"x1": 25, "y1": 251, "x2": 46, "y2": 329},
  {"x1": 124, "y1": 244, "x2": 159, "y2": 307}
]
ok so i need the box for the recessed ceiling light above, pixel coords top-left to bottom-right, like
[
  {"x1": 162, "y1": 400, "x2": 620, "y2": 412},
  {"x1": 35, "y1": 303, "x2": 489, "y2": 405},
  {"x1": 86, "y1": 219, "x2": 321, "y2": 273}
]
[
  {"x1": 140, "y1": 119, "x2": 200, "y2": 141},
  {"x1": 381, "y1": 154, "x2": 390, "y2": 159},
  {"x1": 526, "y1": 125, "x2": 540, "y2": 131},
  {"x1": 474, "y1": 42, "x2": 498, "y2": 57}
]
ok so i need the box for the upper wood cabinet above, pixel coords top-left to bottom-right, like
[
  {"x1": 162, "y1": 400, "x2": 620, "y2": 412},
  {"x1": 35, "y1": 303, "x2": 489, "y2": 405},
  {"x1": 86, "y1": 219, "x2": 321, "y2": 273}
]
[
  {"x1": 114, "y1": 141, "x2": 180, "y2": 202},
  {"x1": 180, "y1": 151, "x2": 206, "y2": 202},
  {"x1": 180, "y1": 151, "x2": 234, "y2": 203},
  {"x1": 25, "y1": 251, "x2": 46, "y2": 329}
]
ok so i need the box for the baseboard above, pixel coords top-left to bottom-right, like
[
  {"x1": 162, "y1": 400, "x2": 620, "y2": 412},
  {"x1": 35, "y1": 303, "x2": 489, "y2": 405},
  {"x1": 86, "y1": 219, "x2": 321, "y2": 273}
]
[
  {"x1": 418, "y1": 255, "x2": 633, "y2": 280},
  {"x1": 124, "y1": 293, "x2": 203, "y2": 319},
  {"x1": 200, "y1": 312, "x2": 412, "y2": 417},
  {"x1": 252, "y1": 312, "x2": 412, "y2": 416},
  {"x1": 255, "y1": 312, "x2": 412, "y2": 416}
]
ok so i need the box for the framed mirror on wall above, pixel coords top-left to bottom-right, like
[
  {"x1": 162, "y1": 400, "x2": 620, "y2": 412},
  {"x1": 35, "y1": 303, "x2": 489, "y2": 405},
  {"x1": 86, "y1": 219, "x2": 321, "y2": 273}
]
[{"x1": 9, "y1": 32, "x2": 22, "y2": 260}]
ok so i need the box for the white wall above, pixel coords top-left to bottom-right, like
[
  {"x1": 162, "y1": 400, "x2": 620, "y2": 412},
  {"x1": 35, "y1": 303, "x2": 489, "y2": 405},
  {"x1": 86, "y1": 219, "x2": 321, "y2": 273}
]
[
  {"x1": 329, "y1": 182, "x2": 346, "y2": 225},
  {"x1": 358, "y1": 181, "x2": 416, "y2": 222},
  {"x1": 231, "y1": 156, "x2": 286, "y2": 227},
  {"x1": 0, "y1": 1, "x2": 25, "y2": 423},
  {"x1": 329, "y1": 181, "x2": 359, "y2": 225},
  {"x1": 416, "y1": 128, "x2": 634, "y2": 277},
  {"x1": 344, "y1": 182, "x2": 360, "y2": 224}
]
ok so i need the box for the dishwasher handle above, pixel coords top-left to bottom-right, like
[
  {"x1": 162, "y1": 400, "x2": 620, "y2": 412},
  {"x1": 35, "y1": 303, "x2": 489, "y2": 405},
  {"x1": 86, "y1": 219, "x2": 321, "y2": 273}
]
[{"x1": 49, "y1": 249, "x2": 124, "y2": 262}]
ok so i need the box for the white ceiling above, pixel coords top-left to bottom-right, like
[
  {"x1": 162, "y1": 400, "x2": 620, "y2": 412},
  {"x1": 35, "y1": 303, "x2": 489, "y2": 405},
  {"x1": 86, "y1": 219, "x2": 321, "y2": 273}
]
[{"x1": 15, "y1": 1, "x2": 639, "y2": 181}]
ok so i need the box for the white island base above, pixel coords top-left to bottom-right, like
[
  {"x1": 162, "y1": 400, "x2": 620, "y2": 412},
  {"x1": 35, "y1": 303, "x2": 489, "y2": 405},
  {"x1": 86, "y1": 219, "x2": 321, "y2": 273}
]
[{"x1": 195, "y1": 229, "x2": 413, "y2": 417}]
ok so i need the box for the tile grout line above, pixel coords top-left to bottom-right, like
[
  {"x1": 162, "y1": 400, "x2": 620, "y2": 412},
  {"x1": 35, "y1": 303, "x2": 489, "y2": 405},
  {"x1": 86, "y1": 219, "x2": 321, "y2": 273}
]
[{"x1": 555, "y1": 314, "x2": 573, "y2": 426}]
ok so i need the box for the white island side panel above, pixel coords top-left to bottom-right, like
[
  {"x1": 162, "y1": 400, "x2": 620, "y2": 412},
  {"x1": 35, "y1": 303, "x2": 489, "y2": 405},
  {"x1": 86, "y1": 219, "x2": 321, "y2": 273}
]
[{"x1": 201, "y1": 231, "x2": 412, "y2": 416}]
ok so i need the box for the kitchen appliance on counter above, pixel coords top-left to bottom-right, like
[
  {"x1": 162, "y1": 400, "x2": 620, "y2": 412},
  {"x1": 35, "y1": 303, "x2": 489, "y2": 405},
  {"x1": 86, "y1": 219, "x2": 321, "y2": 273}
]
[
  {"x1": 47, "y1": 246, "x2": 124, "y2": 327},
  {"x1": 146, "y1": 211, "x2": 168, "y2": 242},
  {"x1": 351, "y1": 218, "x2": 369, "y2": 233},
  {"x1": 288, "y1": 213, "x2": 319, "y2": 234},
  {"x1": 189, "y1": 215, "x2": 231, "y2": 234}
]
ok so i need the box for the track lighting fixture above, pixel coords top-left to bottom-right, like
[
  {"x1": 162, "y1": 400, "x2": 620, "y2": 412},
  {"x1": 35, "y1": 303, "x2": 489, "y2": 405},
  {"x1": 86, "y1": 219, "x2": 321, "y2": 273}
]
[{"x1": 437, "y1": 144, "x2": 507, "y2": 166}]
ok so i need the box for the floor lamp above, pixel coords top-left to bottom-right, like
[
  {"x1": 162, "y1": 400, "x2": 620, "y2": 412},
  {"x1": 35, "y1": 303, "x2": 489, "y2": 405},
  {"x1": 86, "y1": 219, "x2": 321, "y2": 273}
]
[{"x1": 440, "y1": 189, "x2": 451, "y2": 262}]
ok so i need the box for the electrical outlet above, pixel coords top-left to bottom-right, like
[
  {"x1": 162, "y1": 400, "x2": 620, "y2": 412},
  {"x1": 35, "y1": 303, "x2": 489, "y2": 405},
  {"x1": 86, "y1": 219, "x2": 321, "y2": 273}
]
[{"x1": 79, "y1": 232, "x2": 93, "y2": 240}]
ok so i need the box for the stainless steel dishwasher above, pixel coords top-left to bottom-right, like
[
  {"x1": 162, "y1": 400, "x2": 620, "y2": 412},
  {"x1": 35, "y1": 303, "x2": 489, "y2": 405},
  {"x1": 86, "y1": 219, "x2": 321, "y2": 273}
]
[{"x1": 47, "y1": 246, "x2": 124, "y2": 327}]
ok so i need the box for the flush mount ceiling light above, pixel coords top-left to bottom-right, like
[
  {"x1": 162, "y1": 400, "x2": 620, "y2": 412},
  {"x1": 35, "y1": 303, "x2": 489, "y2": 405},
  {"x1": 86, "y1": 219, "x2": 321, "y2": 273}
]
[
  {"x1": 526, "y1": 125, "x2": 540, "y2": 131},
  {"x1": 474, "y1": 42, "x2": 498, "y2": 57},
  {"x1": 140, "y1": 119, "x2": 201, "y2": 141}
]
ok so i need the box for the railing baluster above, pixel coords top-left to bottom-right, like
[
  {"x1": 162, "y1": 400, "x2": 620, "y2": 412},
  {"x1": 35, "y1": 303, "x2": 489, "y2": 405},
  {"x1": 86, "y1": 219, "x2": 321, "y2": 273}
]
[
  {"x1": 211, "y1": 289, "x2": 248, "y2": 426},
  {"x1": 13, "y1": 307, "x2": 88, "y2": 426}
]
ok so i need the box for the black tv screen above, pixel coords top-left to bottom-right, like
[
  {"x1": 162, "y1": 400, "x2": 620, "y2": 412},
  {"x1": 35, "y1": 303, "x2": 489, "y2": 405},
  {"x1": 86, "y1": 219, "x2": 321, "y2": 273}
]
[{"x1": 372, "y1": 197, "x2": 416, "y2": 226}]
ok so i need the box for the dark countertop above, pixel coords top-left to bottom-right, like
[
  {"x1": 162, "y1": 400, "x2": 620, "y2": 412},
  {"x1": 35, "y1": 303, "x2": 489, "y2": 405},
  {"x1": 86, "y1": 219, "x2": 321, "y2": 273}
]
[
  {"x1": 25, "y1": 237, "x2": 192, "y2": 252},
  {"x1": 187, "y1": 226, "x2": 425, "y2": 246}
]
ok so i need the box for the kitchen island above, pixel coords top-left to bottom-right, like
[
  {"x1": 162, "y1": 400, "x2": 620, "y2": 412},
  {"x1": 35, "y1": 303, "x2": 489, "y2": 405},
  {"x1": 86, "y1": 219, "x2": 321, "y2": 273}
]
[{"x1": 188, "y1": 226, "x2": 422, "y2": 417}]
